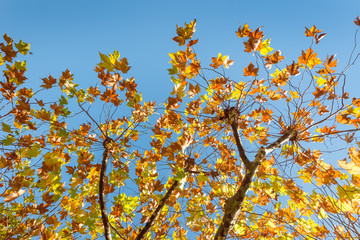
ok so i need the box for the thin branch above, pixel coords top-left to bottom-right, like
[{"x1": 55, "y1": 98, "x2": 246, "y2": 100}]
[
  {"x1": 230, "y1": 122, "x2": 251, "y2": 169},
  {"x1": 135, "y1": 180, "x2": 179, "y2": 240}
]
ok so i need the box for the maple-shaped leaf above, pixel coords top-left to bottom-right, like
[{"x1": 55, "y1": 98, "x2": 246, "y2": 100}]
[
  {"x1": 236, "y1": 23, "x2": 252, "y2": 38},
  {"x1": 187, "y1": 39, "x2": 198, "y2": 47},
  {"x1": 3, "y1": 33, "x2": 13, "y2": 44},
  {"x1": 41, "y1": 75, "x2": 57, "y2": 89},
  {"x1": 3, "y1": 189, "x2": 26, "y2": 202},
  {"x1": 244, "y1": 62, "x2": 259, "y2": 76},
  {"x1": 172, "y1": 19, "x2": 196, "y2": 46},
  {"x1": 210, "y1": 53, "x2": 233, "y2": 69},
  {"x1": 1, "y1": 39, "x2": 17, "y2": 62},
  {"x1": 305, "y1": 25, "x2": 322, "y2": 37},
  {"x1": 298, "y1": 48, "x2": 321, "y2": 69},
  {"x1": 264, "y1": 51, "x2": 285, "y2": 69},
  {"x1": 114, "y1": 57, "x2": 131, "y2": 73},
  {"x1": 258, "y1": 39, "x2": 273, "y2": 56},
  {"x1": 243, "y1": 27, "x2": 263, "y2": 53},
  {"x1": 15, "y1": 39, "x2": 31, "y2": 55},
  {"x1": 354, "y1": 16, "x2": 360, "y2": 26}
]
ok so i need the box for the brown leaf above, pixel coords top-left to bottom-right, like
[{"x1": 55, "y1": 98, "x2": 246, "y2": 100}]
[
  {"x1": 41, "y1": 75, "x2": 57, "y2": 89},
  {"x1": 354, "y1": 16, "x2": 360, "y2": 26},
  {"x1": 286, "y1": 61, "x2": 300, "y2": 76},
  {"x1": 244, "y1": 62, "x2": 259, "y2": 76}
]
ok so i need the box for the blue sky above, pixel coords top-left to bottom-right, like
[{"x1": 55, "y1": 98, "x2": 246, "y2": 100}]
[
  {"x1": 2, "y1": 1, "x2": 360, "y2": 238},
  {"x1": 3, "y1": 0, "x2": 360, "y2": 101}
]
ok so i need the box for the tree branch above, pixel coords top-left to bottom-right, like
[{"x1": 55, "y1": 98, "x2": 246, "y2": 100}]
[
  {"x1": 135, "y1": 180, "x2": 179, "y2": 240},
  {"x1": 214, "y1": 129, "x2": 297, "y2": 240},
  {"x1": 99, "y1": 138, "x2": 112, "y2": 240},
  {"x1": 230, "y1": 122, "x2": 252, "y2": 169}
]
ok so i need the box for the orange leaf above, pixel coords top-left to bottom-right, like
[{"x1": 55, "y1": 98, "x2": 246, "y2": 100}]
[
  {"x1": 354, "y1": 16, "x2": 360, "y2": 26},
  {"x1": 305, "y1": 25, "x2": 322, "y2": 37},
  {"x1": 336, "y1": 114, "x2": 350, "y2": 124},
  {"x1": 264, "y1": 51, "x2": 285, "y2": 69},
  {"x1": 187, "y1": 39, "x2": 198, "y2": 47},
  {"x1": 236, "y1": 23, "x2": 252, "y2": 38},
  {"x1": 353, "y1": 97, "x2": 360, "y2": 107},
  {"x1": 244, "y1": 62, "x2": 259, "y2": 76}
]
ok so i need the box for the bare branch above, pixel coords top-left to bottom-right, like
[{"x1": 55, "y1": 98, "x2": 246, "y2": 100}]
[
  {"x1": 99, "y1": 138, "x2": 112, "y2": 240},
  {"x1": 230, "y1": 122, "x2": 251, "y2": 169}
]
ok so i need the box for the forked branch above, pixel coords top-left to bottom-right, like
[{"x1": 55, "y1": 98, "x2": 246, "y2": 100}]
[{"x1": 214, "y1": 129, "x2": 297, "y2": 240}]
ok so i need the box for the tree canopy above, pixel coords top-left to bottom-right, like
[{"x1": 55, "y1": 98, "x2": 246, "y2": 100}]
[{"x1": 1, "y1": 18, "x2": 360, "y2": 240}]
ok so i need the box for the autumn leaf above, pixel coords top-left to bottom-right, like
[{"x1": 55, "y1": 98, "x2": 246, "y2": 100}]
[
  {"x1": 258, "y1": 39, "x2": 273, "y2": 56},
  {"x1": 354, "y1": 16, "x2": 360, "y2": 26},
  {"x1": 244, "y1": 62, "x2": 259, "y2": 76},
  {"x1": 305, "y1": 25, "x2": 322, "y2": 37},
  {"x1": 315, "y1": 33, "x2": 327, "y2": 44},
  {"x1": 286, "y1": 61, "x2": 300, "y2": 76},
  {"x1": 41, "y1": 75, "x2": 57, "y2": 89},
  {"x1": 172, "y1": 19, "x2": 196, "y2": 46},
  {"x1": 298, "y1": 48, "x2": 322, "y2": 69},
  {"x1": 14, "y1": 39, "x2": 31, "y2": 55},
  {"x1": 236, "y1": 23, "x2": 252, "y2": 38},
  {"x1": 264, "y1": 50, "x2": 284, "y2": 69},
  {"x1": 114, "y1": 57, "x2": 131, "y2": 73},
  {"x1": 210, "y1": 53, "x2": 234, "y2": 69}
]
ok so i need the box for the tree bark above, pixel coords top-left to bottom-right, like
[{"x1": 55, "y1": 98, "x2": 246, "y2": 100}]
[
  {"x1": 214, "y1": 127, "x2": 296, "y2": 240},
  {"x1": 99, "y1": 139, "x2": 112, "y2": 240}
]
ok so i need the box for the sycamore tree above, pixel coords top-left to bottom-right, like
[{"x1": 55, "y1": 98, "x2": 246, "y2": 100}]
[{"x1": 1, "y1": 17, "x2": 360, "y2": 240}]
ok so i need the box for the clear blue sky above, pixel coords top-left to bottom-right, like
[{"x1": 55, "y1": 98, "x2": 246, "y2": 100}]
[
  {"x1": 2, "y1": 0, "x2": 360, "y2": 101},
  {"x1": 2, "y1": 1, "x2": 360, "y2": 238}
]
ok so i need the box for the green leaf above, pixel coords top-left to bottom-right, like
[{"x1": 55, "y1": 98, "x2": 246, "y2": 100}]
[
  {"x1": 59, "y1": 95, "x2": 68, "y2": 105},
  {"x1": 61, "y1": 107, "x2": 71, "y2": 117},
  {"x1": 2, "y1": 134, "x2": 16, "y2": 146},
  {"x1": 14, "y1": 61, "x2": 26, "y2": 70},
  {"x1": 27, "y1": 143, "x2": 41, "y2": 158},
  {"x1": 99, "y1": 52, "x2": 111, "y2": 64},
  {"x1": 2, "y1": 122, "x2": 12, "y2": 133},
  {"x1": 168, "y1": 66, "x2": 178, "y2": 75},
  {"x1": 99, "y1": 52, "x2": 114, "y2": 71},
  {"x1": 173, "y1": 167, "x2": 186, "y2": 181},
  {"x1": 197, "y1": 172, "x2": 209, "y2": 183},
  {"x1": 15, "y1": 39, "x2": 31, "y2": 55}
]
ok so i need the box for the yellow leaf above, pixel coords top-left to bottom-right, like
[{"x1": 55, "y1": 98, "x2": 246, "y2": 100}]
[{"x1": 259, "y1": 39, "x2": 273, "y2": 56}]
